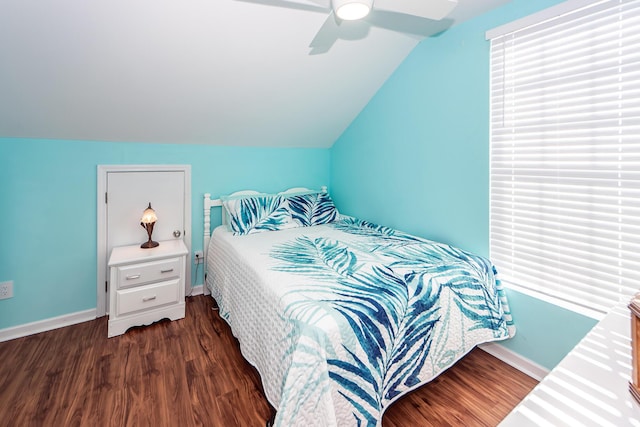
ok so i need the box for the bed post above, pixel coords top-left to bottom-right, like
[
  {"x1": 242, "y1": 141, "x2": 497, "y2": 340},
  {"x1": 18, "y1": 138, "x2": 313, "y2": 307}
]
[
  {"x1": 203, "y1": 193, "x2": 211, "y2": 292},
  {"x1": 203, "y1": 193, "x2": 222, "y2": 286},
  {"x1": 204, "y1": 193, "x2": 211, "y2": 255},
  {"x1": 203, "y1": 192, "x2": 223, "y2": 292}
]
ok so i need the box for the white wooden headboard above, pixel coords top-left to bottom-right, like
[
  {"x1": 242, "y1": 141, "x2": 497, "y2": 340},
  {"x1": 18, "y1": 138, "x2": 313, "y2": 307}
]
[{"x1": 203, "y1": 186, "x2": 327, "y2": 283}]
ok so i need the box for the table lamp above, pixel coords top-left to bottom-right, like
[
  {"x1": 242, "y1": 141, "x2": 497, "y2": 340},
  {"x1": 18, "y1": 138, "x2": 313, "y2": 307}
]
[{"x1": 140, "y1": 203, "x2": 159, "y2": 249}]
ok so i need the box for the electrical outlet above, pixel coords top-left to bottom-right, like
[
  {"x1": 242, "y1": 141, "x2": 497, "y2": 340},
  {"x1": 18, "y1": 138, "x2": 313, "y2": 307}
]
[
  {"x1": 0, "y1": 281, "x2": 13, "y2": 300},
  {"x1": 194, "y1": 251, "x2": 204, "y2": 264}
]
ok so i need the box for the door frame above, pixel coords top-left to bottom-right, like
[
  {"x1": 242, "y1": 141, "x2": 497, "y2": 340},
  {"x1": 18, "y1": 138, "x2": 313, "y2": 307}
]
[{"x1": 97, "y1": 164, "x2": 192, "y2": 317}]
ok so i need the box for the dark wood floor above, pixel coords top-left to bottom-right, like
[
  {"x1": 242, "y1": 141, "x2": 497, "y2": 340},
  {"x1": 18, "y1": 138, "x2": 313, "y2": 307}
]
[{"x1": 0, "y1": 295, "x2": 537, "y2": 426}]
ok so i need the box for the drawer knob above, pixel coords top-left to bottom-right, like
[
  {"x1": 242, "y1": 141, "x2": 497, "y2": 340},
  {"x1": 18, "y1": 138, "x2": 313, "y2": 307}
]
[
  {"x1": 161, "y1": 268, "x2": 174, "y2": 273},
  {"x1": 142, "y1": 295, "x2": 157, "y2": 302},
  {"x1": 126, "y1": 274, "x2": 141, "y2": 280}
]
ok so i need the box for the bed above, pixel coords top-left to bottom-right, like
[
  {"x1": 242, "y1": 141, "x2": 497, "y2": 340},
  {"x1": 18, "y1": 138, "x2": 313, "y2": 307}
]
[{"x1": 203, "y1": 187, "x2": 514, "y2": 427}]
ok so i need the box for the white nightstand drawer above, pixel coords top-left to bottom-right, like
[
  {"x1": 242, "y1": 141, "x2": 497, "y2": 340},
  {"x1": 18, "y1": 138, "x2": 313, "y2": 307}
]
[
  {"x1": 116, "y1": 279, "x2": 180, "y2": 316},
  {"x1": 116, "y1": 257, "x2": 181, "y2": 289},
  {"x1": 108, "y1": 240, "x2": 187, "y2": 337}
]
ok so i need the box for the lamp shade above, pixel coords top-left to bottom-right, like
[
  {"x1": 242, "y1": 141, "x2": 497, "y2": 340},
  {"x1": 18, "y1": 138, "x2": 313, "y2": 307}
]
[
  {"x1": 140, "y1": 203, "x2": 159, "y2": 248},
  {"x1": 141, "y1": 203, "x2": 157, "y2": 224},
  {"x1": 333, "y1": 0, "x2": 373, "y2": 20}
]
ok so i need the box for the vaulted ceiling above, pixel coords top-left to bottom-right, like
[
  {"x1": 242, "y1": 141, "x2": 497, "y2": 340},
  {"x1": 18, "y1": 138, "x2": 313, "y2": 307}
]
[{"x1": 0, "y1": 0, "x2": 509, "y2": 148}]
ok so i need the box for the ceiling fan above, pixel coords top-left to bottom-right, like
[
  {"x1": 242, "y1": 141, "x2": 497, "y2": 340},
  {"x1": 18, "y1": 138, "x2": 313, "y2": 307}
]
[
  {"x1": 236, "y1": 0, "x2": 459, "y2": 54},
  {"x1": 330, "y1": 0, "x2": 458, "y2": 21}
]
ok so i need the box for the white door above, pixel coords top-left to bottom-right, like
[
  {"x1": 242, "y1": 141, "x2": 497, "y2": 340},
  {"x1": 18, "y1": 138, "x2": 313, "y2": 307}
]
[{"x1": 97, "y1": 165, "x2": 191, "y2": 316}]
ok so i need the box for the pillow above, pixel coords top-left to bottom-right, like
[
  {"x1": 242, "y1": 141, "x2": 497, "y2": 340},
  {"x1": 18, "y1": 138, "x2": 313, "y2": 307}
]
[
  {"x1": 222, "y1": 194, "x2": 297, "y2": 235},
  {"x1": 221, "y1": 190, "x2": 338, "y2": 235},
  {"x1": 287, "y1": 192, "x2": 338, "y2": 227}
]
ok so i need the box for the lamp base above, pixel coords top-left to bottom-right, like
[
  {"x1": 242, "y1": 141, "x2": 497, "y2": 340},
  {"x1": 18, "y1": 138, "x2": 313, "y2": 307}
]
[{"x1": 141, "y1": 240, "x2": 159, "y2": 249}]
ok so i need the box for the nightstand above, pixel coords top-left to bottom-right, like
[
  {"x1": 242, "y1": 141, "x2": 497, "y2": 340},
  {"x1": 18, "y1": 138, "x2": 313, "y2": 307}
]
[{"x1": 107, "y1": 239, "x2": 188, "y2": 337}]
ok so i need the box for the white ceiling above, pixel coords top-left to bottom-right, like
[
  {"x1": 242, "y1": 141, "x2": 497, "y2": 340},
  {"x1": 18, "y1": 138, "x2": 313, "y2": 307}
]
[{"x1": 0, "y1": 0, "x2": 509, "y2": 148}]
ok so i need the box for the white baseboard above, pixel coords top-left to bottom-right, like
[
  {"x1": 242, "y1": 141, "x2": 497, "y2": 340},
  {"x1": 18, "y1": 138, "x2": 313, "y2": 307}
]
[
  {"x1": 188, "y1": 284, "x2": 205, "y2": 297},
  {"x1": 0, "y1": 308, "x2": 97, "y2": 343},
  {"x1": 2, "y1": 284, "x2": 210, "y2": 342},
  {"x1": 479, "y1": 342, "x2": 549, "y2": 381}
]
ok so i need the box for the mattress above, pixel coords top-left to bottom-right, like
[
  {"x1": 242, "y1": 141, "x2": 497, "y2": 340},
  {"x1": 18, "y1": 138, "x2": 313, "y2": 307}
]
[{"x1": 206, "y1": 218, "x2": 514, "y2": 426}]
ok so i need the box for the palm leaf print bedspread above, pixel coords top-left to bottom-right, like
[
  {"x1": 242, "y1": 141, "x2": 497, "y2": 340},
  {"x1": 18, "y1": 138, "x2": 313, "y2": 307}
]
[{"x1": 208, "y1": 217, "x2": 514, "y2": 427}]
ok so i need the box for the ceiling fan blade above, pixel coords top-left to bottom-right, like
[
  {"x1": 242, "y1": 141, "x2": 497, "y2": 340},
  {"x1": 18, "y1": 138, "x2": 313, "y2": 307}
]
[
  {"x1": 366, "y1": 10, "x2": 453, "y2": 38},
  {"x1": 309, "y1": 13, "x2": 341, "y2": 55},
  {"x1": 234, "y1": 0, "x2": 329, "y2": 14},
  {"x1": 309, "y1": 13, "x2": 370, "y2": 54},
  {"x1": 374, "y1": 0, "x2": 458, "y2": 21},
  {"x1": 303, "y1": 0, "x2": 332, "y2": 8}
]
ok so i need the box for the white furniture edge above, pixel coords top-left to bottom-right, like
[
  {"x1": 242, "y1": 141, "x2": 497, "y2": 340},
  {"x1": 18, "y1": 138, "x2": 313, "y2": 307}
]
[
  {"x1": 479, "y1": 342, "x2": 549, "y2": 381},
  {"x1": 203, "y1": 186, "x2": 327, "y2": 294},
  {"x1": 97, "y1": 164, "x2": 192, "y2": 317},
  {"x1": 108, "y1": 303, "x2": 186, "y2": 337},
  {"x1": 499, "y1": 303, "x2": 640, "y2": 425},
  {"x1": 0, "y1": 308, "x2": 97, "y2": 342}
]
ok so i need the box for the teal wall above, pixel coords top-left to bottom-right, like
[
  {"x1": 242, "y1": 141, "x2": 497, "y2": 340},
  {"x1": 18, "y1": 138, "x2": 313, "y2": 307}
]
[
  {"x1": 330, "y1": 0, "x2": 597, "y2": 370},
  {"x1": 0, "y1": 138, "x2": 329, "y2": 329}
]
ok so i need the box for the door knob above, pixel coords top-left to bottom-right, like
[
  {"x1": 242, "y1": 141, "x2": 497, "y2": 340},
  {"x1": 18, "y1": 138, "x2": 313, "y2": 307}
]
[{"x1": 173, "y1": 230, "x2": 182, "y2": 238}]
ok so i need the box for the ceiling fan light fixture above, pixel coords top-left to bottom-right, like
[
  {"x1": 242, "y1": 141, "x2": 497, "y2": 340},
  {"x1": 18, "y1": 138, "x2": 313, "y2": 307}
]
[{"x1": 333, "y1": 0, "x2": 373, "y2": 20}]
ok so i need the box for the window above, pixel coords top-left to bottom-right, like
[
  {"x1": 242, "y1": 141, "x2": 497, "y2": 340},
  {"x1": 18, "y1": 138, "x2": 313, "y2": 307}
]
[{"x1": 488, "y1": 0, "x2": 640, "y2": 317}]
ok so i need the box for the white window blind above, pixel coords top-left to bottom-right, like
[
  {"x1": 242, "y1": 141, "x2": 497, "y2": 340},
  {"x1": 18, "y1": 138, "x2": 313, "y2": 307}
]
[{"x1": 489, "y1": 0, "x2": 640, "y2": 317}]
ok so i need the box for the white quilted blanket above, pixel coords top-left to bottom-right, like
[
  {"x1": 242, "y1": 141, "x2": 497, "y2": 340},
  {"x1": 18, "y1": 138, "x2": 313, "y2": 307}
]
[{"x1": 206, "y1": 218, "x2": 514, "y2": 426}]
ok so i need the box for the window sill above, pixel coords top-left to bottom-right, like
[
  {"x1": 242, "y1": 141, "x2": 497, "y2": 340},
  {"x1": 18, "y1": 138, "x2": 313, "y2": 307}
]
[{"x1": 504, "y1": 283, "x2": 608, "y2": 321}]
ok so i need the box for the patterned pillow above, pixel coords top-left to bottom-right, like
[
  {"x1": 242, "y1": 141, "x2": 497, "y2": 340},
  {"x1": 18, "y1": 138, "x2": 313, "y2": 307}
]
[
  {"x1": 222, "y1": 194, "x2": 295, "y2": 235},
  {"x1": 287, "y1": 192, "x2": 338, "y2": 227},
  {"x1": 221, "y1": 191, "x2": 338, "y2": 235}
]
